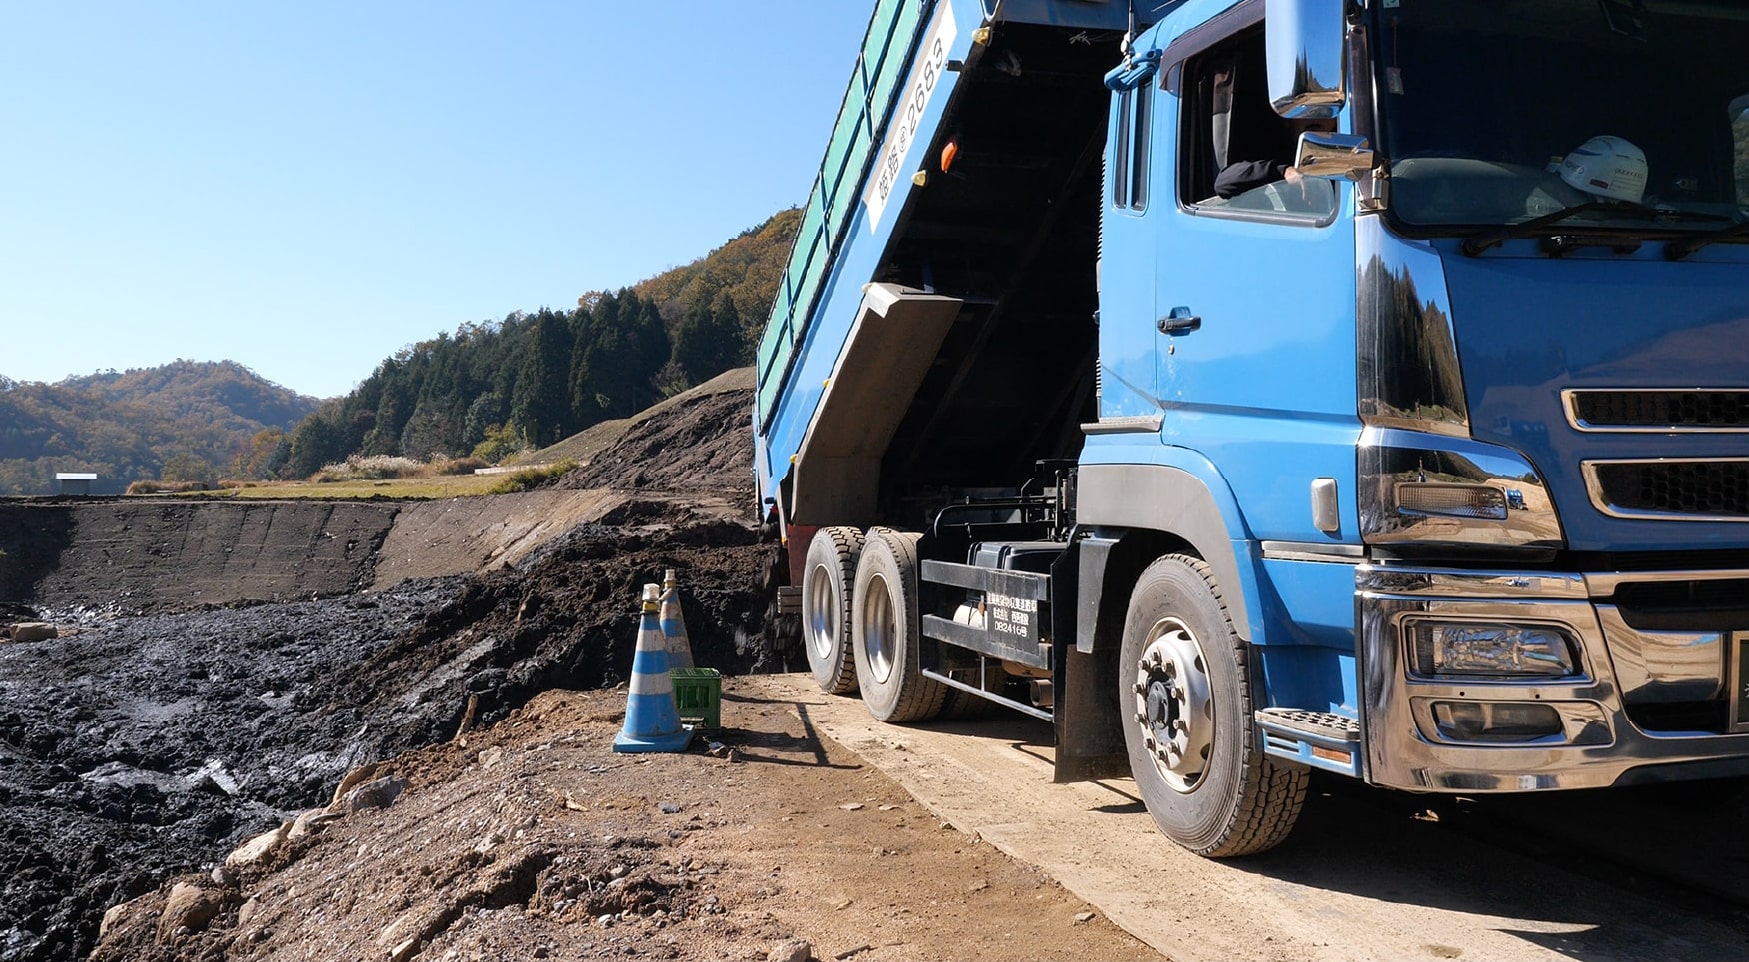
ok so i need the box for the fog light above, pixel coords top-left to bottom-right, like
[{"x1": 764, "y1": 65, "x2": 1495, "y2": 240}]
[
  {"x1": 1433, "y1": 701, "x2": 1564, "y2": 742},
  {"x1": 1410, "y1": 621, "x2": 1577, "y2": 677},
  {"x1": 1394, "y1": 481, "x2": 1508, "y2": 520}
]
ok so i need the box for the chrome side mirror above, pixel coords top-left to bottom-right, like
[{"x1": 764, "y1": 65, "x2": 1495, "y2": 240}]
[
  {"x1": 1296, "y1": 131, "x2": 1373, "y2": 181},
  {"x1": 1267, "y1": 0, "x2": 1347, "y2": 119}
]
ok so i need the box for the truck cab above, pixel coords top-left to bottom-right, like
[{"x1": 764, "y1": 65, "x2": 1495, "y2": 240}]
[{"x1": 755, "y1": 0, "x2": 1749, "y2": 857}]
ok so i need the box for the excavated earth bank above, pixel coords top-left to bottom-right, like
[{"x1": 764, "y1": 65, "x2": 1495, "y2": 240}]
[{"x1": 0, "y1": 384, "x2": 773, "y2": 962}]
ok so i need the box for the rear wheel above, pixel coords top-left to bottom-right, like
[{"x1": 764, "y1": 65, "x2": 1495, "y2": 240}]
[
  {"x1": 801, "y1": 526, "x2": 864, "y2": 694},
  {"x1": 759, "y1": 538, "x2": 799, "y2": 661},
  {"x1": 852, "y1": 529, "x2": 948, "y2": 722},
  {"x1": 1121, "y1": 554, "x2": 1307, "y2": 856}
]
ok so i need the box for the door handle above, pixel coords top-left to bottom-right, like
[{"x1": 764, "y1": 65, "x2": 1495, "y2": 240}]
[{"x1": 1157, "y1": 307, "x2": 1201, "y2": 334}]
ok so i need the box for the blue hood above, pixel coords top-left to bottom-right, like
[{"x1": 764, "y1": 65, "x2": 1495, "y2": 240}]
[{"x1": 1439, "y1": 245, "x2": 1749, "y2": 552}]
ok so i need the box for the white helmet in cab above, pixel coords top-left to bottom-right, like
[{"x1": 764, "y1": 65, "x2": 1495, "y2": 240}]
[{"x1": 1559, "y1": 135, "x2": 1648, "y2": 204}]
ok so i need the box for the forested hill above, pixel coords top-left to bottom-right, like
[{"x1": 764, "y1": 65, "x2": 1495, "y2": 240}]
[
  {"x1": 274, "y1": 209, "x2": 799, "y2": 479},
  {"x1": 0, "y1": 361, "x2": 320, "y2": 495}
]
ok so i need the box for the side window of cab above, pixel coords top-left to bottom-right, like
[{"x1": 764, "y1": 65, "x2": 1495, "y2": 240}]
[
  {"x1": 1176, "y1": 25, "x2": 1335, "y2": 223},
  {"x1": 1112, "y1": 81, "x2": 1154, "y2": 212}
]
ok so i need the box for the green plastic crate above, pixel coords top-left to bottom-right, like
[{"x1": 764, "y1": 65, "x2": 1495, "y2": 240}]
[{"x1": 670, "y1": 667, "x2": 722, "y2": 730}]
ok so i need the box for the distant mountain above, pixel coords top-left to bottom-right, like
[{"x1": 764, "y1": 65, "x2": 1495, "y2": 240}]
[{"x1": 0, "y1": 360, "x2": 319, "y2": 495}]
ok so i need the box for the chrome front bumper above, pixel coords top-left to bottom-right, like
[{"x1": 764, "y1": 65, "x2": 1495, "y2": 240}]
[{"x1": 1359, "y1": 565, "x2": 1749, "y2": 792}]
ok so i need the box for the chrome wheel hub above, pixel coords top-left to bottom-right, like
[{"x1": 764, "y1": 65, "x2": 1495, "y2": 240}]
[
  {"x1": 805, "y1": 563, "x2": 837, "y2": 661},
  {"x1": 861, "y1": 573, "x2": 896, "y2": 683},
  {"x1": 1131, "y1": 617, "x2": 1214, "y2": 793}
]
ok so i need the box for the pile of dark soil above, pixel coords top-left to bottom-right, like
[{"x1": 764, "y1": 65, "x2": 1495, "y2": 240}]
[
  {"x1": 333, "y1": 510, "x2": 774, "y2": 753},
  {"x1": 559, "y1": 387, "x2": 756, "y2": 500},
  {"x1": 0, "y1": 578, "x2": 462, "y2": 960},
  {"x1": 0, "y1": 381, "x2": 781, "y2": 961}
]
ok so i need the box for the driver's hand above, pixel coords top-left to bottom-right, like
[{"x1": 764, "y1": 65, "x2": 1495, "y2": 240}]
[{"x1": 1283, "y1": 165, "x2": 1310, "y2": 202}]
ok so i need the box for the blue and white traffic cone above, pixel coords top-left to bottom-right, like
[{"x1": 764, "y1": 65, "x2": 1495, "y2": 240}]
[
  {"x1": 659, "y1": 568, "x2": 696, "y2": 671},
  {"x1": 613, "y1": 584, "x2": 692, "y2": 753}
]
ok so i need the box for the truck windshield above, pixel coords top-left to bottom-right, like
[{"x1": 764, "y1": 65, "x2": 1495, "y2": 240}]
[{"x1": 1369, "y1": 0, "x2": 1749, "y2": 234}]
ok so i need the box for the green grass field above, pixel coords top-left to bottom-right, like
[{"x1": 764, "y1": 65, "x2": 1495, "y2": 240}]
[{"x1": 183, "y1": 461, "x2": 575, "y2": 501}]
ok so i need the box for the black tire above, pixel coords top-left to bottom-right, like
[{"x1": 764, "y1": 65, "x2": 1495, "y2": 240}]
[
  {"x1": 801, "y1": 526, "x2": 864, "y2": 694},
  {"x1": 1120, "y1": 554, "x2": 1307, "y2": 857},
  {"x1": 760, "y1": 541, "x2": 799, "y2": 659},
  {"x1": 939, "y1": 685, "x2": 1003, "y2": 720},
  {"x1": 852, "y1": 529, "x2": 949, "y2": 722}
]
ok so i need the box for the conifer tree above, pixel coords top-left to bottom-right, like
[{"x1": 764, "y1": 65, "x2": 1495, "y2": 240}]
[{"x1": 510, "y1": 308, "x2": 575, "y2": 446}]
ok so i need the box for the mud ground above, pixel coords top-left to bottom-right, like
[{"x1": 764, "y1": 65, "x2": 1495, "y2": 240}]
[
  {"x1": 86, "y1": 685, "x2": 1154, "y2": 962},
  {"x1": 0, "y1": 375, "x2": 1148, "y2": 962}
]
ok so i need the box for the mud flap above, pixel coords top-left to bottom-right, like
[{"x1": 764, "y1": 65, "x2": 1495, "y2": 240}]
[
  {"x1": 1052, "y1": 540, "x2": 1127, "y2": 782},
  {"x1": 1054, "y1": 648, "x2": 1129, "y2": 782}
]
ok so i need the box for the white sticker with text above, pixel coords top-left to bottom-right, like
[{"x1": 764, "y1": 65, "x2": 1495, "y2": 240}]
[{"x1": 865, "y1": 2, "x2": 957, "y2": 233}]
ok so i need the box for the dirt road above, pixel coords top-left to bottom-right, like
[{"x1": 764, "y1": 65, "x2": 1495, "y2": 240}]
[
  {"x1": 87, "y1": 683, "x2": 1159, "y2": 962},
  {"x1": 753, "y1": 675, "x2": 1749, "y2": 961}
]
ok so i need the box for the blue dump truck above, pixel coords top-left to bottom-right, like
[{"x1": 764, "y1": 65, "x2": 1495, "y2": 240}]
[{"x1": 752, "y1": 0, "x2": 1749, "y2": 856}]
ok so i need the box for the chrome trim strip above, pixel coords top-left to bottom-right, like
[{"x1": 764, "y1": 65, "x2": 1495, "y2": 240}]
[
  {"x1": 1356, "y1": 565, "x2": 1588, "y2": 600},
  {"x1": 1081, "y1": 415, "x2": 1164, "y2": 435},
  {"x1": 1357, "y1": 413, "x2": 1470, "y2": 439},
  {"x1": 1362, "y1": 565, "x2": 1749, "y2": 601},
  {"x1": 1584, "y1": 568, "x2": 1749, "y2": 596},
  {"x1": 1562, "y1": 388, "x2": 1749, "y2": 434},
  {"x1": 1581, "y1": 458, "x2": 1749, "y2": 523},
  {"x1": 1261, "y1": 541, "x2": 1365, "y2": 563}
]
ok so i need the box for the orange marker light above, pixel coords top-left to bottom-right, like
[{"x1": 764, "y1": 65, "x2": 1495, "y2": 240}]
[{"x1": 941, "y1": 138, "x2": 959, "y2": 173}]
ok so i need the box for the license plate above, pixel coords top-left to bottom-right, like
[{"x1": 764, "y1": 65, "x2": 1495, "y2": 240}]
[{"x1": 1733, "y1": 633, "x2": 1749, "y2": 734}]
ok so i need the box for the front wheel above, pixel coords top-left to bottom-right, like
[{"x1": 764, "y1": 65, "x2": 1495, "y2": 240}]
[{"x1": 1120, "y1": 555, "x2": 1307, "y2": 857}]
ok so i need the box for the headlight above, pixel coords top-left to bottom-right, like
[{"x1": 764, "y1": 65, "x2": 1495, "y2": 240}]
[{"x1": 1408, "y1": 620, "x2": 1578, "y2": 678}]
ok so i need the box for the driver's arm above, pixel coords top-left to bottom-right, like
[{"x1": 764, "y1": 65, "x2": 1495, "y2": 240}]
[{"x1": 1214, "y1": 160, "x2": 1291, "y2": 198}]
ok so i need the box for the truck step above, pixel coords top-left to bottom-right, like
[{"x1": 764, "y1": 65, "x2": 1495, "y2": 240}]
[
  {"x1": 1256, "y1": 708, "x2": 1360, "y2": 741},
  {"x1": 1256, "y1": 708, "x2": 1363, "y2": 778}
]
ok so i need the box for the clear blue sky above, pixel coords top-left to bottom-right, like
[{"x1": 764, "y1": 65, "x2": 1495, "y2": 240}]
[{"x1": 0, "y1": 2, "x2": 875, "y2": 398}]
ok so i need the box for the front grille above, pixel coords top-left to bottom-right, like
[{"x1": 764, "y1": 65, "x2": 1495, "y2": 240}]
[
  {"x1": 1585, "y1": 459, "x2": 1749, "y2": 520},
  {"x1": 1566, "y1": 390, "x2": 1749, "y2": 432},
  {"x1": 1610, "y1": 578, "x2": 1749, "y2": 631}
]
